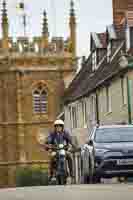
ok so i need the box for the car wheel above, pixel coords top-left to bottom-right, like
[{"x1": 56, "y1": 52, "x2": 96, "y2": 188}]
[
  {"x1": 91, "y1": 175, "x2": 101, "y2": 184},
  {"x1": 82, "y1": 157, "x2": 94, "y2": 184},
  {"x1": 81, "y1": 154, "x2": 91, "y2": 184},
  {"x1": 88, "y1": 159, "x2": 101, "y2": 184},
  {"x1": 81, "y1": 159, "x2": 89, "y2": 184},
  {"x1": 81, "y1": 174, "x2": 89, "y2": 184}
]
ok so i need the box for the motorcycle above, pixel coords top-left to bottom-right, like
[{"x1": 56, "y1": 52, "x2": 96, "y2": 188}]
[{"x1": 49, "y1": 144, "x2": 68, "y2": 185}]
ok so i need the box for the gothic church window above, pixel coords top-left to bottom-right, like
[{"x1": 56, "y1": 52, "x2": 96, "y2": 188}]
[{"x1": 33, "y1": 86, "x2": 48, "y2": 114}]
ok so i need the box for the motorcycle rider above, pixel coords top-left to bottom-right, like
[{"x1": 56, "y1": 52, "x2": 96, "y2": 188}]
[{"x1": 45, "y1": 119, "x2": 74, "y2": 180}]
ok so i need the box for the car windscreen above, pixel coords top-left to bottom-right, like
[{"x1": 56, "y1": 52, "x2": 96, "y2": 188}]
[{"x1": 95, "y1": 127, "x2": 133, "y2": 143}]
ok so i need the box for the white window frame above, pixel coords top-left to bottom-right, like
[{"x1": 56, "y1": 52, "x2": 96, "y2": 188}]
[
  {"x1": 82, "y1": 100, "x2": 87, "y2": 128},
  {"x1": 107, "y1": 42, "x2": 111, "y2": 62},
  {"x1": 126, "y1": 27, "x2": 130, "y2": 51},
  {"x1": 68, "y1": 106, "x2": 72, "y2": 129},
  {"x1": 126, "y1": 26, "x2": 133, "y2": 51},
  {"x1": 34, "y1": 43, "x2": 39, "y2": 53},
  {"x1": 19, "y1": 43, "x2": 23, "y2": 53},
  {"x1": 71, "y1": 106, "x2": 77, "y2": 129},
  {"x1": 77, "y1": 103, "x2": 81, "y2": 128},
  {"x1": 92, "y1": 51, "x2": 97, "y2": 71}
]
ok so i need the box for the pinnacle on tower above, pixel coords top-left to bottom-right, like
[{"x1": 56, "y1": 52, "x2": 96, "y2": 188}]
[
  {"x1": 69, "y1": 0, "x2": 76, "y2": 57},
  {"x1": 41, "y1": 10, "x2": 49, "y2": 49},
  {"x1": 42, "y1": 10, "x2": 49, "y2": 37},
  {"x1": 70, "y1": 0, "x2": 75, "y2": 19},
  {"x1": 1, "y1": 0, "x2": 9, "y2": 38}
]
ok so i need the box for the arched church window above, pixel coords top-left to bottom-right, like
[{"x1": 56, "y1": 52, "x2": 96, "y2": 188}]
[
  {"x1": 41, "y1": 90, "x2": 48, "y2": 113},
  {"x1": 33, "y1": 86, "x2": 48, "y2": 114}
]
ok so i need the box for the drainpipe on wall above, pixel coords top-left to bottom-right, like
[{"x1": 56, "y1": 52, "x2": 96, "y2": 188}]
[
  {"x1": 127, "y1": 77, "x2": 132, "y2": 124},
  {"x1": 127, "y1": 61, "x2": 133, "y2": 125},
  {"x1": 96, "y1": 91, "x2": 100, "y2": 125}
]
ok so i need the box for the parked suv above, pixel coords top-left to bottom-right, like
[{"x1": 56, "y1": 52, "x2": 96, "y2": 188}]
[{"x1": 81, "y1": 125, "x2": 133, "y2": 183}]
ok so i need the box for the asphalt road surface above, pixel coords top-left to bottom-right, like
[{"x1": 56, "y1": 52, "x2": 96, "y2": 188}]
[{"x1": 0, "y1": 184, "x2": 133, "y2": 200}]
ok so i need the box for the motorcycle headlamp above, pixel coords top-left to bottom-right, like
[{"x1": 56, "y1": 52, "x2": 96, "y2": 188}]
[{"x1": 59, "y1": 144, "x2": 64, "y2": 149}]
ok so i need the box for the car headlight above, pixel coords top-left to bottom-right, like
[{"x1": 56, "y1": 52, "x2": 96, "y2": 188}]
[{"x1": 96, "y1": 149, "x2": 108, "y2": 154}]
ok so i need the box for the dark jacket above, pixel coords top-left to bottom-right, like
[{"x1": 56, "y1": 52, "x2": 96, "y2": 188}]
[{"x1": 45, "y1": 130, "x2": 72, "y2": 150}]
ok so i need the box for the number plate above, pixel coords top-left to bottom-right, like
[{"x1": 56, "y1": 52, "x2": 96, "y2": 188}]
[
  {"x1": 117, "y1": 159, "x2": 133, "y2": 165},
  {"x1": 59, "y1": 149, "x2": 66, "y2": 156}
]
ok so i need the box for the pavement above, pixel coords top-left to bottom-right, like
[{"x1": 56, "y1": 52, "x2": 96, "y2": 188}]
[{"x1": 0, "y1": 184, "x2": 133, "y2": 200}]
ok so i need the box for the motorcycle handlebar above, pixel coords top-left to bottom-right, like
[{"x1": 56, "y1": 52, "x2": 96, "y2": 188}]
[
  {"x1": 47, "y1": 145, "x2": 81, "y2": 153},
  {"x1": 48, "y1": 145, "x2": 68, "y2": 151}
]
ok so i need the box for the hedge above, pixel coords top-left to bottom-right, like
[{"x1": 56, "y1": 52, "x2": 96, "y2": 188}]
[{"x1": 16, "y1": 167, "x2": 48, "y2": 187}]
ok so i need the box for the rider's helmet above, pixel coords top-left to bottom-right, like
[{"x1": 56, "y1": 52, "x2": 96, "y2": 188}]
[{"x1": 54, "y1": 119, "x2": 64, "y2": 127}]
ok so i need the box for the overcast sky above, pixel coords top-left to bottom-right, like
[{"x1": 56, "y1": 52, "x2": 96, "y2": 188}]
[{"x1": 3, "y1": 0, "x2": 113, "y2": 57}]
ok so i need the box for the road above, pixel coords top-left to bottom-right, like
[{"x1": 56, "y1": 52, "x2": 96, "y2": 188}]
[{"x1": 0, "y1": 184, "x2": 133, "y2": 200}]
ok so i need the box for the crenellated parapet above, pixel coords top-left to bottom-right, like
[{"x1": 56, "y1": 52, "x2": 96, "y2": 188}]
[
  {"x1": 0, "y1": 36, "x2": 73, "y2": 56},
  {"x1": 0, "y1": 1, "x2": 76, "y2": 58}
]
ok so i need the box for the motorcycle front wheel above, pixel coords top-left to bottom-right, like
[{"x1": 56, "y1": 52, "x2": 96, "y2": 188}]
[{"x1": 57, "y1": 175, "x2": 67, "y2": 185}]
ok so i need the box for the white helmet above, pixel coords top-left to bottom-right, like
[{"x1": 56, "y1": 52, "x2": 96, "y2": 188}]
[{"x1": 54, "y1": 119, "x2": 64, "y2": 126}]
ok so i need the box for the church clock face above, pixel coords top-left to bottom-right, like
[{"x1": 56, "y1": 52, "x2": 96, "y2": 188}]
[{"x1": 36, "y1": 128, "x2": 49, "y2": 145}]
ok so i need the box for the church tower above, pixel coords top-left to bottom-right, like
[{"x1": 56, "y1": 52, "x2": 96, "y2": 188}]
[{"x1": 0, "y1": 0, "x2": 77, "y2": 187}]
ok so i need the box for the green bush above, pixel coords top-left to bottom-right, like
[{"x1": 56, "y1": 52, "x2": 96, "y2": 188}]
[{"x1": 16, "y1": 167, "x2": 48, "y2": 187}]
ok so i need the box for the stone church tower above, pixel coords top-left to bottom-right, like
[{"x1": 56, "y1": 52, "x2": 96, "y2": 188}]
[{"x1": 0, "y1": 0, "x2": 77, "y2": 186}]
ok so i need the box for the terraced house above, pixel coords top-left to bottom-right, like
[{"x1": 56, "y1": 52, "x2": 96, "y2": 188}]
[{"x1": 64, "y1": 0, "x2": 133, "y2": 147}]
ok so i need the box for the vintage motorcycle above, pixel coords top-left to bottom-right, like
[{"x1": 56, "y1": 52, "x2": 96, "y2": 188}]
[{"x1": 49, "y1": 143, "x2": 69, "y2": 185}]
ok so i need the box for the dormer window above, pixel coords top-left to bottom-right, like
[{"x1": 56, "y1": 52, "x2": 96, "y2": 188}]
[
  {"x1": 92, "y1": 51, "x2": 97, "y2": 71},
  {"x1": 107, "y1": 42, "x2": 111, "y2": 62}
]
